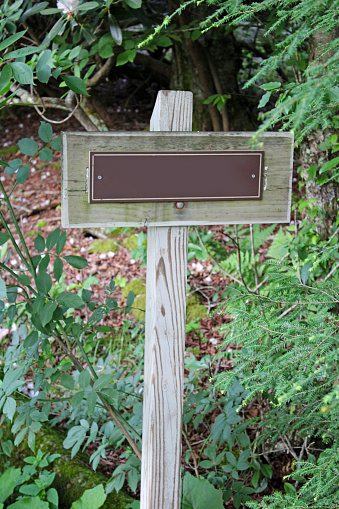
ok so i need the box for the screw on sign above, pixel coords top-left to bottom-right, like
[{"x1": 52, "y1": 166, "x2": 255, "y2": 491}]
[{"x1": 61, "y1": 90, "x2": 293, "y2": 509}]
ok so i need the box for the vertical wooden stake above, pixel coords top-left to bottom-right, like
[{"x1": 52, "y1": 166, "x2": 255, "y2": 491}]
[{"x1": 140, "y1": 91, "x2": 193, "y2": 509}]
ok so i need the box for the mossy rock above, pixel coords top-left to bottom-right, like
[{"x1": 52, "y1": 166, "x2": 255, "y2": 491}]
[
  {"x1": 121, "y1": 278, "x2": 146, "y2": 321},
  {"x1": 88, "y1": 239, "x2": 119, "y2": 254},
  {"x1": 186, "y1": 294, "x2": 207, "y2": 322},
  {"x1": 122, "y1": 235, "x2": 138, "y2": 252},
  {"x1": 0, "y1": 423, "x2": 133, "y2": 508},
  {"x1": 0, "y1": 145, "x2": 19, "y2": 157}
]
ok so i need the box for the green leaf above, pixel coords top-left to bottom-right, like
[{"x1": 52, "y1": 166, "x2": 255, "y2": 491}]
[
  {"x1": 87, "y1": 391, "x2": 97, "y2": 415},
  {"x1": 127, "y1": 468, "x2": 138, "y2": 493},
  {"x1": 116, "y1": 50, "x2": 137, "y2": 66},
  {"x1": 46, "y1": 227, "x2": 60, "y2": 251},
  {"x1": 4, "y1": 47, "x2": 39, "y2": 60},
  {"x1": 93, "y1": 374, "x2": 114, "y2": 391},
  {"x1": 56, "y1": 231, "x2": 67, "y2": 255},
  {"x1": 62, "y1": 75, "x2": 89, "y2": 96},
  {"x1": 34, "y1": 234, "x2": 45, "y2": 253},
  {"x1": 51, "y1": 136, "x2": 61, "y2": 151},
  {"x1": 24, "y1": 331, "x2": 39, "y2": 349},
  {"x1": 301, "y1": 260, "x2": 312, "y2": 284},
  {"x1": 36, "y1": 64, "x2": 51, "y2": 84},
  {"x1": 99, "y1": 388, "x2": 119, "y2": 406},
  {"x1": 7, "y1": 497, "x2": 49, "y2": 508},
  {"x1": 77, "y1": 1, "x2": 99, "y2": 10},
  {"x1": 47, "y1": 488, "x2": 59, "y2": 506},
  {"x1": 39, "y1": 121, "x2": 53, "y2": 143},
  {"x1": 108, "y1": 14, "x2": 122, "y2": 45},
  {"x1": 57, "y1": 292, "x2": 85, "y2": 308},
  {"x1": 22, "y1": 2, "x2": 49, "y2": 18},
  {"x1": 9, "y1": 62, "x2": 34, "y2": 85},
  {"x1": 261, "y1": 464, "x2": 273, "y2": 479},
  {"x1": 79, "y1": 369, "x2": 91, "y2": 389},
  {"x1": 3, "y1": 397, "x2": 16, "y2": 422},
  {"x1": 36, "y1": 272, "x2": 52, "y2": 295},
  {"x1": 19, "y1": 484, "x2": 41, "y2": 496},
  {"x1": 0, "y1": 232, "x2": 9, "y2": 245},
  {"x1": 41, "y1": 7, "x2": 62, "y2": 14},
  {"x1": 124, "y1": 0, "x2": 142, "y2": 8},
  {"x1": 54, "y1": 257, "x2": 63, "y2": 281},
  {"x1": 19, "y1": 138, "x2": 38, "y2": 156},
  {"x1": 0, "y1": 467, "x2": 21, "y2": 503},
  {"x1": 319, "y1": 156, "x2": 339, "y2": 174},
  {"x1": 39, "y1": 147, "x2": 53, "y2": 162},
  {"x1": 71, "y1": 391, "x2": 85, "y2": 407},
  {"x1": 260, "y1": 81, "x2": 281, "y2": 91},
  {"x1": 0, "y1": 64, "x2": 12, "y2": 93},
  {"x1": 40, "y1": 300, "x2": 57, "y2": 326},
  {"x1": 0, "y1": 30, "x2": 27, "y2": 53},
  {"x1": 258, "y1": 91, "x2": 271, "y2": 108},
  {"x1": 61, "y1": 373, "x2": 75, "y2": 390},
  {"x1": 70, "y1": 484, "x2": 106, "y2": 509},
  {"x1": 16, "y1": 164, "x2": 29, "y2": 184},
  {"x1": 64, "y1": 255, "x2": 88, "y2": 269},
  {"x1": 182, "y1": 472, "x2": 223, "y2": 509},
  {"x1": 14, "y1": 427, "x2": 28, "y2": 447},
  {"x1": 41, "y1": 18, "x2": 66, "y2": 46},
  {"x1": 126, "y1": 291, "x2": 135, "y2": 307},
  {"x1": 284, "y1": 482, "x2": 297, "y2": 495},
  {"x1": 0, "y1": 278, "x2": 7, "y2": 299}
]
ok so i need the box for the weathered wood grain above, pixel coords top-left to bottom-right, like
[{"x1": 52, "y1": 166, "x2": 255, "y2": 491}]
[
  {"x1": 61, "y1": 130, "x2": 293, "y2": 227},
  {"x1": 140, "y1": 91, "x2": 191, "y2": 509}
]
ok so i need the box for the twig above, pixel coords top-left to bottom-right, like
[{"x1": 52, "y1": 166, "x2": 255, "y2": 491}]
[
  {"x1": 250, "y1": 224, "x2": 259, "y2": 292},
  {"x1": 295, "y1": 436, "x2": 308, "y2": 488},
  {"x1": 323, "y1": 225, "x2": 339, "y2": 249},
  {"x1": 280, "y1": 434, "x2": 299, "y2": 461},
  {"x1": 277, "y1": 304, "x2": 297, "y2": 319},
  {"x1": 31, "y1": 85, "x2": 80, "y2": 124},
  {"x1": 324, "y1": 262, "x2": 339, "y2": 281},
  {"x1": 183, "y1": 425, "x2": 199, "y2": 477}
]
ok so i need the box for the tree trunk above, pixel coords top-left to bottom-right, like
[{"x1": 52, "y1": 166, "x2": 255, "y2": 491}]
[{"x1": 303, "y1": 30, "x2": 339, "y2": 238}]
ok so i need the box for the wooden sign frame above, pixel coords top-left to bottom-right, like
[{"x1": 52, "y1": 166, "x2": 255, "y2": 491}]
[{"x1": 61, "y1": 131, "x2": 293, "y2": 228}]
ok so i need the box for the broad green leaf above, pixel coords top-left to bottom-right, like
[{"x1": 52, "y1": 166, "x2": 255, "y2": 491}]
[
  {"x1": 2, "y1": 440, "x2": 13, "y2": 457},
  {"x1": 24, "y1": 331, "x2": 39, "y2": 349},
  {"x1": 36, "y1": 64, "x2": 51, "y2": 84},
  {"x1": 41, "y1": 7, "x2": 62, "y2": 14},
  {"x1": 54, "y1": 257, "x2": 63, "y2": 281},
  {"x1": 99, "y1": 388, "x2": 119, "y2": 406},
  {"x1": 19, "y1": 484, "x2": 41, "y2": 496},
  {"x1": 41, "y1": 18, "x2": 66, "y2": 46},
  {"x1": 87, "y1": 391, "x2": 97, "y2": 414},
  {"x1": 39, "y1": 147, "x2": 53, "y2": 162},
  {"x1": 7, "y1": 497, "x2": 49, "y2": 508},
  {"x1": 9, "y1": 62, "x2": 34, "y2": 85},
  {"x1": 14, "y1": 427, "x2": 28, "y2": 447},
  {"x1": 36, "y1": 272, "x2": 52, "y2": 295},
  {"x1": 0, "y1": 64, "x2": 12, "y2": 93},
  {"x1": 19, "y1": 138, "x2": 38, "y2": 156},
  {"x1": 71, "y1": 391, "x2": 85, "y2": 407},
  {"x1": 0, "y1": 467, "x2": 21, "y2": 503},
  {"x1": 57, "y1": 292, "x2": 85, "y2": 308},
  {"x1": 0, "y1": 233, "x2": 9, "y2": 245},
  {"x1": 18, "y1": 274, "x2": 31, "y2": 286},
  {"x1": 319, "y1": 156, "x2": 339, "y2": 174},
  {"x1": 116, "y1": 50, "x2": 137, "y2": 66},
  {"x1": 56, "y1": 231, "x2": 67, "y2": 254},
  {"x1": 93, "y1": 374, "x2": 115, "y2": 391},
  {"x1": 124, "y1": 0, "x2": 142, "y2": 8},
  {"x1": 3, "y1": 397, "x2": 16, "y2": 422},
  {"x1": 46, "y1": 227, "x2": 60, "y2": 250},
  {"x1": 61, "y1": 372, "x2": 75, "y2": 390},
  {"x1": 51, "y1": 136, "x2": 61, "y2": 151},
  {"x1": 284, "y1": 482, "x2": 297, "y2": 495},
  {"x1": 16, "y1": 164, "x2": 29, "y2": 184},
  {"x1": 301, "y1": 260, "x2": 312, "y2": 284},
  {"x1": 77, "y1": 1, "x2": 99, "y2": 10},
  {"x1": 3, "y1": 47, "x2": 38, "y2": 60},
  {"x1": 22, "y1": 1, "x2": 49, "y2": 18},
  {"x1": 64, "y1": 255, "x2": 88, "y2": 269},
  {"x1": 40, "y1": 300, "x2": 57, "y2": 326},
  {"x1": 108, "y1": 14, "x2": 122, "y2": 45},
  {"x1": 261, "y1": 464, "x2": 273, "y2": 478},
  {"x1": 182, "y1": 473, "x2": 223, "y2": 509},
  {"x1": 47, "y1": 488, "x2": 59, "y2": 506},
  {"x1": 0, "y1": 30, "x2": 27, "y2": 53},
  {"x1": 126, "y1": 290, "x2": 135, "y2": 307},
  {"x1": 62, "y1": 75, "x2": 89, "y2": 96},
  {"x1": 79, "y1": 369, "x2": 91, "y2": 389},
  {"x1": 39, "y1": 121, "x2": 53, "y2": 143},
  {"x1": 260, "y1": 81, "x2": 281, "y2": 91},
  {"x1": 127, "y1": 468, "x2": 138, "y2": 493},
  {"x1": 0, "y1": 277, "x2": 7, "y2": 299},
  {"x1": 70, "y1": 484, "x2": 106, "y2": 509},
  {"x1": 258, "y1": 91, "x2": 271, "y2": 108},
  {"x1": 34, "y1": 234, "x2": 45, "y2": 253}
]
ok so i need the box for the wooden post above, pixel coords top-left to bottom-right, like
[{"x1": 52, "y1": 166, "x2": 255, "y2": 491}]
[{"x1": 140, "y1": 91, "x2": 193, "y2": 509}]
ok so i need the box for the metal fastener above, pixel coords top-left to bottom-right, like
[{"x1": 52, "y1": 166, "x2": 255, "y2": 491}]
[
  {"x1": 251, "y1": 174, "x2": 256, "y2": 178},
  {"x1": 175, "y1": 202, "x2": 185, "y2": 210},
  {"x1": 98, "y1": 175, "x2": 102, "y2": 180}
]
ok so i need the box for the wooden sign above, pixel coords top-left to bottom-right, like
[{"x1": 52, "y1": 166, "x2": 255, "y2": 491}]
[
  {"x1": 61, "y1": 90, "x2": 294, "y2": 509},
  {"x1": 89, "y1": 151, "x2": 264, "y2": 203},
  {"x1": 61, "y1": 130, "x2": 293, "y2": 228}
]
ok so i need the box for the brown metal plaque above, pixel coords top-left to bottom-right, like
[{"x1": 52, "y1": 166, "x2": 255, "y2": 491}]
[{"x1": 89, "y1": 151, "x2": 264, "y2": 203}]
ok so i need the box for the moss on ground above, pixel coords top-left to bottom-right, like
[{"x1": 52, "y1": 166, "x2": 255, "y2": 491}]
[
  {"x1": 0, "y1": 145, "x2": 19, "y2": 156},
  {"x1": 121, "y1": 278, "x2": 146, "y2": 321},
  {"x1": 186, "y1": 294, "x2": 207, "y2": 322},
  {"x1": 0, "y1": 423, "x2": 133, "y2": 508},
  {"x1": 88, "y1": 239, "x2": 119, "y2": 254},
  {"x1": 122, "y1": 235, "x2": 138, "y2": 252}
]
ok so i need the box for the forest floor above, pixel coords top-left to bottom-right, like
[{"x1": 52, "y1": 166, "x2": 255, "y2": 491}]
[{"x1": 0, "y1": 102, "x2": 292, "y2": 507}]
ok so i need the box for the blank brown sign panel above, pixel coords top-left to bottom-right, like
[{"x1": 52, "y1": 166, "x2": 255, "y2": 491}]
[{"x1": 89, "y1": 151, "x2": 264, "y2": 203}]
